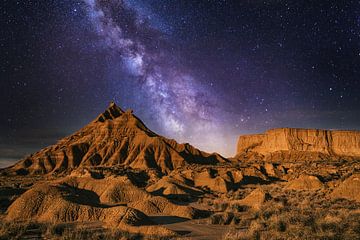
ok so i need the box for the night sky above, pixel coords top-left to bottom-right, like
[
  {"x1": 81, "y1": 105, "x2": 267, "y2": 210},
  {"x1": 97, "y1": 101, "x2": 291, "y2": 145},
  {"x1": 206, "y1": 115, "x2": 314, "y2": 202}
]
[{"x1": 1, "y1": 0, "x2": 360, "y2": 167}]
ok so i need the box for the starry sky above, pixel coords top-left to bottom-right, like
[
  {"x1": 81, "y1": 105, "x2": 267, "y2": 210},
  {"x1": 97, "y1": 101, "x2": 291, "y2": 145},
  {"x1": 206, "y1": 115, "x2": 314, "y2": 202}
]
[{"x1": 1, "y1": 0, "x2": 360, "y2": 167}]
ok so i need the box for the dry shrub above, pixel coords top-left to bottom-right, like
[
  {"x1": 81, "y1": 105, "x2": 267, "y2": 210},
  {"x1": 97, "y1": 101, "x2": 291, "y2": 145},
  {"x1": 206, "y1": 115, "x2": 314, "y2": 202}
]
[
  {"x1": 224, "y1": 220, "x2": 263, "y2": 240},
  {"x1": 61, "y1": 229, "x2": 142, "y2": 240},
  {"x1": 0, "y1": 221, "x2": 52, "y2": 239},
  {"x1": 0, "y1": 221, "x2": 30, "y2": 239},
  {"x1": 213, "y1": 201, "x2": 229, "y2": 211},
  {"x1": 210, "y1": 212, "x2": 234, "y2": 225},
  {"x1": 230, "y1": 204, "x2": 249, "y2": 213},
  {"x1": 0, "y1": 221, "x2": 146, "y2": 240},
  {"x1": 223, "y1": 189, "x2": 360, "y2": 240}
]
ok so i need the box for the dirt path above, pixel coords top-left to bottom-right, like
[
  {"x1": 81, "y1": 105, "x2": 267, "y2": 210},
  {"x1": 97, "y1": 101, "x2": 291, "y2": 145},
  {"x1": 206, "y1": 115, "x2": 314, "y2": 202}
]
[{"x1": 154, "y1": 218, "x2": 231, "y2": 240}]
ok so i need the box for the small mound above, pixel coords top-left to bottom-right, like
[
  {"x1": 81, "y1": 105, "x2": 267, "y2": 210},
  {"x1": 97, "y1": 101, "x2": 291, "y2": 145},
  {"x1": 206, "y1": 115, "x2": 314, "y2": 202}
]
[
  {"x1": 146, "y1": 176, "x2": 202, "y2": 198},
  {"x1": 232, "y1": 188, "x2": 271, "y2": 210},
  {"x1": 331, "y1": 173, "x2": 360, "y2": 202},
  {"x1": 286, "y1": 174, "x2": 324, "y2": 190},
  {"x1": 5, "y1": 182, "x2": 149, "y2": 228},
  {"x1": 59, "y1": 175, "x2": 151, "y2": 204},
  {"x1": 241, "y1": 166, "x2": 268, "y2": 184},
  {"x1": 194, "y1": 170, "x2": 231, "y2": 193},
  {"x1": 215, "y1": 168, "x2": 245, "y2": 185},
  {"x1": 263, "y1": 163, "x2": 283, "y2": 178},
  {"x1": 129, "y1": 196, "x2": 203, "y2": 219},
  {"x1": 226, "y1": 169, "x2": 244, "y2": 184}
]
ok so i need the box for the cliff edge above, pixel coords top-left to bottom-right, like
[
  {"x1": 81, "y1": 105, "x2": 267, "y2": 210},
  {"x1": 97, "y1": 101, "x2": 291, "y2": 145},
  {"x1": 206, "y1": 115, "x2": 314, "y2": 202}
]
[{"x1": 236, "y1": 128, "x2": 360, "y2": 161}]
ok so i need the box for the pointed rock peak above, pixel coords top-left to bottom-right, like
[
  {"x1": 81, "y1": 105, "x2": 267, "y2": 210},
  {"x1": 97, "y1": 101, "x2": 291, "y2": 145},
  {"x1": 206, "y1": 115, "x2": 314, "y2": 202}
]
[
  {"x1": 125, "y1": 109, "x2": 134, "y2": 114},
  {"x1": 108, "y1": 101, "x2": 117, "y2": 108},
  {"x1": 95, "y1": 101, "x2": 124, "y2": 122}
]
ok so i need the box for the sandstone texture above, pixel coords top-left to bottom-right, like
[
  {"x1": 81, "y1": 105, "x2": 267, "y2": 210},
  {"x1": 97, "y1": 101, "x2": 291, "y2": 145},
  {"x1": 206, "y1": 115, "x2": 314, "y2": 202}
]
[
  {"x1": 331, "y1": 173, "x2": 360, "y2": 202},
  {"x1": 1, "y1": 104, "x2": 359, "y2": 239},
  {"x1": 5, "y1": 181, "x2": 149, "y2": 228},
  {"x1": 232, "y1": 188, "x2": 271, "y2": 210},
  {"x1": 146, "y1": 176, "x2": 203, "y2": 197},
  {"x1": 193, "y1": 170, "x2": 230, "y2": 193},
  {"x1": 2, "y1": 102, "x2": 225, "y2": 175},
  {"x1": 236, "y1": 128, "x2": 360, "y2": 161},
  {"x1": 286, "y1": 174, "x2": 324, "y2": 190}
]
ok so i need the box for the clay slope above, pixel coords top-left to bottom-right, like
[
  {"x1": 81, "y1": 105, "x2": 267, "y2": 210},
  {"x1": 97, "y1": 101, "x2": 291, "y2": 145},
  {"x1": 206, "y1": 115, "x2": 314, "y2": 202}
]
[
  {"x1": 5, "y1": 175, "x2": 178, "y2": 236},
  {"x1": 5, "y1": 182, "x2": 148, "y2": 227},
  {"x1": 2, "y1": 102, "x2": 225, "y2": 175},
  {"x1": 236, "y1": 128, "x2": 360, "y2": 161}
]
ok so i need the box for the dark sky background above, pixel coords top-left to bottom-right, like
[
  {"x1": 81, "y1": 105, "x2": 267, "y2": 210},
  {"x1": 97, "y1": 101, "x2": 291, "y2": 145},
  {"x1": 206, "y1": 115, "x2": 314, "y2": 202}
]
[{"x1": 1, "y1": 0, "x2": 360, "y2": 167}]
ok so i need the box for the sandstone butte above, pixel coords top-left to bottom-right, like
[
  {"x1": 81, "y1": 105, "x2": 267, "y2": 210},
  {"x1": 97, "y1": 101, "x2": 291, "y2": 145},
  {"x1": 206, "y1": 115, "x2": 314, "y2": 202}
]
[
  {"x1": 0, "y1": 102, "x2": 360, "y2": 239},
  {"x1": 2, "y1": 102, "x2": 225, "y2": 176},
  {"x1": 236, "y1": 128, "x2": 360, "y2": 161}
]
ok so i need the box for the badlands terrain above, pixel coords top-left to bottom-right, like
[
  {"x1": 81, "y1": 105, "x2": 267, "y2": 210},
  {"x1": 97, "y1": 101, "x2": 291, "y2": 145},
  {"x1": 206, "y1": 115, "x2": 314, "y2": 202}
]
[{"x1": 0, "y1": 103, "x2": 359, "y2": 240}]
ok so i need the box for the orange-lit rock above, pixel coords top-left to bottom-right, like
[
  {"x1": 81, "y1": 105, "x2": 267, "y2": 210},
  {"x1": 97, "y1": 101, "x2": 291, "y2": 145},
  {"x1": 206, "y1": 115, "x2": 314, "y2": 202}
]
[
  {"x1": 3, "y1": 102, "x2": 225, "y2": 175},
  {"x1": 236, "y1": 128, "x2": 360, "y2": 160}
]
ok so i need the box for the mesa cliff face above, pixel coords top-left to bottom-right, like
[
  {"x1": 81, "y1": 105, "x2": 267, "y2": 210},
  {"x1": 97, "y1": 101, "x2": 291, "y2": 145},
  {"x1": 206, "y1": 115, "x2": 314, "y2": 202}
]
[
  {"x1": 3, "y1": 102, "x2": 225, "y2": 175},
  {"x1": 237, "y1": 128, "x2": 360, "y2": 160}
]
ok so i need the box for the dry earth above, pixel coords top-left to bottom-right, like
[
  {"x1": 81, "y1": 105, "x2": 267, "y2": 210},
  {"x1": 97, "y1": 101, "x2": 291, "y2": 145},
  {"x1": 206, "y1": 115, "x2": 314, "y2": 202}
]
[{"x1": 0, "y1": 103, "x2": 359, "y2": 240}]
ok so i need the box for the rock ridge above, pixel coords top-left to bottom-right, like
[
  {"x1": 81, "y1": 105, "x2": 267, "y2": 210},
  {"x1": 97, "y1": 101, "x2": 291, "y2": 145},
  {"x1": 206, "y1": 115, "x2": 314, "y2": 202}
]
[
  {"x1": 236, "y1": 128, "x2": 360, "y2": 160},
  {"x1": 2, "y1": 102, "x2": 226, "y2": 175}
]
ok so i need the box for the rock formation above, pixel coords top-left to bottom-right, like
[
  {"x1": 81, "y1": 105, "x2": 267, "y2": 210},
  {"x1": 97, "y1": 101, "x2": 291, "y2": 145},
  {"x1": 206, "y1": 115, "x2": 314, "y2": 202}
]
[
  {"x1": 232, "y1": 188, "x2": 271, "y2": 210},
  {"x1": 331, "y1": 174, "x2": 360, "y2": 202},
  {"x1": 236, "y1": 128, "x2": 360, "y2": 161},
  {"x1": 1, "y1": 104, "x2": 359, "y2": 239},
  {"x1": 5, "y1": 173, "x2": 207, "y2": 232},
  {"x1": 2, "y1": 102, "x2": 225, "y2": 175},
  {"x1": 286, "y1": 174, "x2": 324, "y2": 190},
  {"x1": 193, "y1": 169, "x2": 231, "y2": 193},
  {"x1": 5, "y1": 181, "x2": 149, "y2": 228},
  {"x1": 146, "y1": 176, "x2": 203, "y2": 198},
  {"x1": 128, "y1": 196, "x2": 204, "y2": 219}
]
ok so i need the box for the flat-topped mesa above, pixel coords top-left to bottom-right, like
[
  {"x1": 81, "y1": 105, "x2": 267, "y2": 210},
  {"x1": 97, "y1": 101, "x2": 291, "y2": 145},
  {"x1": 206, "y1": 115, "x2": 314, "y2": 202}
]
[
  {"x1": 236, "y1": 128, "x2": 360, "y2": 161},
  {"x1": 2, "y1": 102, "x2": 226, "y2": 176}
]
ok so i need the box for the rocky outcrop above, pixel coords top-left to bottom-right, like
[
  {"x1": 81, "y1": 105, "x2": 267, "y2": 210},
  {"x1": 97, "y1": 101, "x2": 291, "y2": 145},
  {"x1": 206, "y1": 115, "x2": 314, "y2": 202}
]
[
  {"x1": 331, "y1": 174, "x2": 360, "y2": 202},
  {"x1": 146, "y1": 176, "x2": 203, "y2": 198},
  {"x1": 2, "y1": 102, "x2": 226, "y2": 175},
  {"x1": 193, "y1": 170, "x2": 231, "y2": 193},
  {"x1": 128, "y1": 196, "x2": 204, "y2": 219},
  {"x1": 5, "y1": 176, "x2": 178, "y2": 236},
  {"x1": 231, "y1": 188, "x2": 271, "y2": 210},
  {"x1": 5, "y1": 181, "x2": 150, "y2": 228},
  {"x1": 286, "y1": 174, "x2": 324, "y2": 190},
  {"x1": 236, "y1": 128, "x2": 360, "y2": 161}
]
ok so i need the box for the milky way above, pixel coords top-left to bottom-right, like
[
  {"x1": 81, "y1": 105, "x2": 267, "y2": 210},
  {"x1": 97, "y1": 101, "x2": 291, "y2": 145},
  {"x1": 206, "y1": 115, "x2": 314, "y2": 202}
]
[
  {"x1": 1, "y1": 0, "x2": 360, "y2": 167},
  {"x1": 84, "y1": 0, "x2": 230, "y2": 153}
]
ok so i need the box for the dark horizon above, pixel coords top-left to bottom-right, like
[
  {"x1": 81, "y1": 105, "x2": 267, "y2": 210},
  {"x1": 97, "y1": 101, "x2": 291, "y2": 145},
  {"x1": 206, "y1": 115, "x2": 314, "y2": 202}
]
[{"x1": 1, "y1": 0, "x2": 360, "y2": 167}]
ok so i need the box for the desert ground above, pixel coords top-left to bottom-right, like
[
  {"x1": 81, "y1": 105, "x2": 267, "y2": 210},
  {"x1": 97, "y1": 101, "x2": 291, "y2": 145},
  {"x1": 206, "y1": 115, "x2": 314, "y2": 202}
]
[{"x1": 0, "y1": 103, "x2": 359, "y2": 240}]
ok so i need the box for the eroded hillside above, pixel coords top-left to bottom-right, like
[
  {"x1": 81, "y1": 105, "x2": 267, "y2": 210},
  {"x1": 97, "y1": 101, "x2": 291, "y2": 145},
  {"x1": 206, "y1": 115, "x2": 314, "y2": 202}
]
[{"x1": 0, "y1": 104, "x2": 359, "y2": 240}]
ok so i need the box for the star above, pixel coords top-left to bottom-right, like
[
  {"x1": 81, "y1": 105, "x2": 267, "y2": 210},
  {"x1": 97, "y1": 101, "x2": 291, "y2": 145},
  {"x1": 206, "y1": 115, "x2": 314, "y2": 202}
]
[{"x1": 1, "y1": 0, "x2": 359, "y2": 159}]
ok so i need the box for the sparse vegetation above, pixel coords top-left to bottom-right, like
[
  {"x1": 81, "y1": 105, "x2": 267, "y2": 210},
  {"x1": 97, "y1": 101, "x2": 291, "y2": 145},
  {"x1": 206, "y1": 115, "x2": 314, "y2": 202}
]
[
  {"x1": 0, "y1": 118, "x2": 359, "y2": 240},
  {"x1": 0, "y1": 221, "x2": 177, "y2": 240},
  {"x1": 223, "y1": 187, "x2": 360, "y2": 240},
  {"x1": 213, "y1": 201, "x2": 229, "y2": 212},
  {"x1": 0, "y1": 221, "x2": 33, "y2": 240}
]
